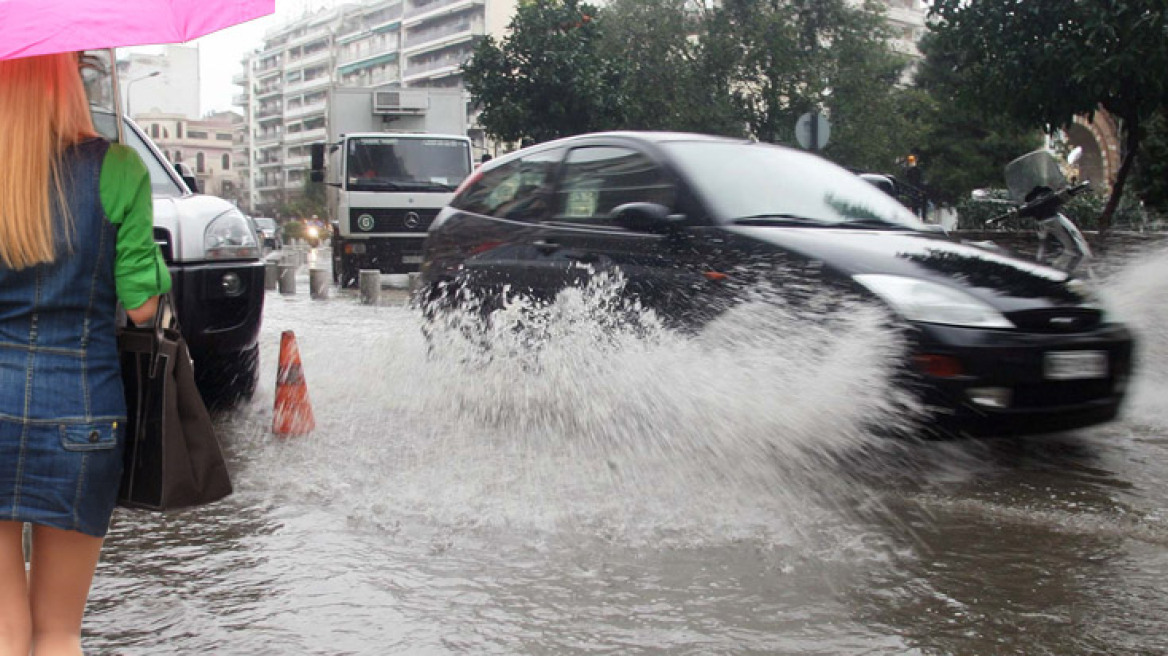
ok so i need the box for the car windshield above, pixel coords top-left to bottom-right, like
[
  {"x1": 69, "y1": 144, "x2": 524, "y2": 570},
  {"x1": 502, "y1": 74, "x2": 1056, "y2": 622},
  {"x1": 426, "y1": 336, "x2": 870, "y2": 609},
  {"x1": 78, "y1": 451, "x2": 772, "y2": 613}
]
[
  {"x1": 346, "y1": 137, "x2": 471, "y2": 192},
  {"x1": 254, "y1": 218, "x2": 277, "y2": 231},
  {"x1": 662, "y1": 141, "x2": 925, "y2": 229}
]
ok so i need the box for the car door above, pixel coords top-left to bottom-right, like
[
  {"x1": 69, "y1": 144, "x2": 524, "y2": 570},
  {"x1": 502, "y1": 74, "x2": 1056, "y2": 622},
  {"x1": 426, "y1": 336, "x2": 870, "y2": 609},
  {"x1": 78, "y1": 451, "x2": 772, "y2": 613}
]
[
  {"x1": 520, "y1": 142, "x2": 721, "y2": 323},
  {"x1": 443, "y1": 146, "x2": 565, "y2": 304}
]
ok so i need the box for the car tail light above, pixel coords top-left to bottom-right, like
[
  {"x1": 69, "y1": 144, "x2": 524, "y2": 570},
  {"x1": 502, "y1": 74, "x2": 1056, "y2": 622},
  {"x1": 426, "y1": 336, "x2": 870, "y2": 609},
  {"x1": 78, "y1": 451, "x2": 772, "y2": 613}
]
[{"x1": 913, "y1": 354, "x2": 963, "y2": 378}]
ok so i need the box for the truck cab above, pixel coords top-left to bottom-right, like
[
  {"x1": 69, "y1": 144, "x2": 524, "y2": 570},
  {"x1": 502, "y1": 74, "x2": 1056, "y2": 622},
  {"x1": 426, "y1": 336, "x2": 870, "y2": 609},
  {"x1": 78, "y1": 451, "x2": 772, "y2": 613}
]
[{"x1": 316, "y1": 133, "x2": 472, "y2": 287}]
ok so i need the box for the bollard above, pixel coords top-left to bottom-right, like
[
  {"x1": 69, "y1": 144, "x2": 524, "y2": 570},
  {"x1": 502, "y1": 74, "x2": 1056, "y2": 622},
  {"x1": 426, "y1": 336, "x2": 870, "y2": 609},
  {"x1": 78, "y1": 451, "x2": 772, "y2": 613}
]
[
  {"x1": 264, "y1": 260, "x2": 278, "y2": 291},
  {"x1": 278, "y1": 263, "x2": 297, "y2": 294},
  {"x1": 309, "y1": 268, "x2": 330, "y2": 299},
  {"x1": 358, "y1": 269, "x2": 380, "y2": 305}
]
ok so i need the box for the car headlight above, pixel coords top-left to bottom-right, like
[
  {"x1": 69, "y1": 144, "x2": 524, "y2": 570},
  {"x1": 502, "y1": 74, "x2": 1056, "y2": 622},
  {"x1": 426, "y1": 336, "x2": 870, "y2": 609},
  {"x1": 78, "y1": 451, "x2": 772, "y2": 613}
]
[
  {"x1": 307, "y1": 226, "x2": 320, "y2": 239},
  {"x1": 205, "y1": 211, "x2": 260, "y2": 260},
  {"x1": 854, "y1": 274, "x2": 1014, "y2": 329}
]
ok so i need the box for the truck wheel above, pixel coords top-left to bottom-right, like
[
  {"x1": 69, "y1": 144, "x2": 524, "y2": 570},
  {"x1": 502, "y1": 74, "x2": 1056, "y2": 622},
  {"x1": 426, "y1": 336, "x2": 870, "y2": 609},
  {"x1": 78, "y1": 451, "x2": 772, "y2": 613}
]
[{"x1": 195, "y1": 343, "x2": 260, "y2": 410}]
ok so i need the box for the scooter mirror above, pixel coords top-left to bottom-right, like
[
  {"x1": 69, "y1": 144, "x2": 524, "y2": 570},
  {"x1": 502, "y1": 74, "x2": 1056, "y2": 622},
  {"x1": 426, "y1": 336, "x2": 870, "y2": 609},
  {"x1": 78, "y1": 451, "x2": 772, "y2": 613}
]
[{"x1": 1068, "y1": 146, "x2": 1083, "y2": 166}]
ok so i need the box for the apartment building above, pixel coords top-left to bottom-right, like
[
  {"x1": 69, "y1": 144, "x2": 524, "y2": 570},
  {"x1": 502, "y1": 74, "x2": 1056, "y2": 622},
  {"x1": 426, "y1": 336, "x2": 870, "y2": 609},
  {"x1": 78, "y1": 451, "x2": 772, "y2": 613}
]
[
  {"x1": 880, "y1": 0, "x2": 929, "y2": 60},
  {"x1": 138, "y1": 110, "x2": 242, "y2": 201},
  {"x1": 234, "y1": 0, "x2": 516, "y2": 216}
]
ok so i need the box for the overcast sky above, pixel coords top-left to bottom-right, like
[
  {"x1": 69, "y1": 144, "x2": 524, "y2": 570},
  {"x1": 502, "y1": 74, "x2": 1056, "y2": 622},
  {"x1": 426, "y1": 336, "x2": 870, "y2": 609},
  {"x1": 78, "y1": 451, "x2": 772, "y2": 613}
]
[{"x1": 190, "y1": 0, "x2": 341, "y2": 114}]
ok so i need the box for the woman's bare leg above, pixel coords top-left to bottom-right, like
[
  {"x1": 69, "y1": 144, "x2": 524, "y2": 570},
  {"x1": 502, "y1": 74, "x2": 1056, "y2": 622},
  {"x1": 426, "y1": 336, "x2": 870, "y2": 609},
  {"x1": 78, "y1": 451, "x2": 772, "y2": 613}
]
[
  {"x1": 27, "y1": 526, "x2": 103, "y2": 656},
  {"x1": 0, "y1": 521, "x2": 32, "y2": 656}
]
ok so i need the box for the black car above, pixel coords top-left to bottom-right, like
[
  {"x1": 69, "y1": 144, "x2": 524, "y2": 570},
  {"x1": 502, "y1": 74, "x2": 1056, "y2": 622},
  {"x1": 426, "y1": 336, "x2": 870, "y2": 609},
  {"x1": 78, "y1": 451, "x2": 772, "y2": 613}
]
[{"x1": 419, "y1": 132, "x2": 1134, "y2": 437}]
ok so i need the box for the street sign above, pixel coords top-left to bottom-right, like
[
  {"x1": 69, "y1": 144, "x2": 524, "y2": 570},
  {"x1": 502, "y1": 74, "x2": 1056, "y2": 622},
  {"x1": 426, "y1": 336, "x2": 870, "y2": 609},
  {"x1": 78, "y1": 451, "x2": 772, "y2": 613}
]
[{"x1": 795, "y1": 112, "x2": 831, "y2": 151}]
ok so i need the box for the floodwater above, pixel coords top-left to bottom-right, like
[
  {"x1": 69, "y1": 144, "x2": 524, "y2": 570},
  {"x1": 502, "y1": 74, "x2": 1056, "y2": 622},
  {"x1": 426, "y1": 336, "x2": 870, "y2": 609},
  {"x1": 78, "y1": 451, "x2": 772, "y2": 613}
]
[{"x1": 87, "y1": 243, "x2": 1168, "y2": 655}]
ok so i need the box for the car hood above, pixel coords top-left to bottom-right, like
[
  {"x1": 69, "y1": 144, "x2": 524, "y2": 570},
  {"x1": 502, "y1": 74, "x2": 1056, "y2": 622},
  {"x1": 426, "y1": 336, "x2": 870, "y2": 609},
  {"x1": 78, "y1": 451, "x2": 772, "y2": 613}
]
[
  {"x1": 153, "y1": 193, "x2": 242, "y2": 263},
  {"x1": 725, "y1": 226, "x2": 1093, "y2": 313}
]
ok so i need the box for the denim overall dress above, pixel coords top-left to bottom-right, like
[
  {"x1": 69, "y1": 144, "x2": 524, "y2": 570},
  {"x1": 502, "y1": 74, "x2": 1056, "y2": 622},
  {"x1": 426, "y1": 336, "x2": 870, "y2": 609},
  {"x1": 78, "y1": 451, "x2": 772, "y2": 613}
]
[{"x1": 0, "y1": 138, "x2": 127, "y2": 538}]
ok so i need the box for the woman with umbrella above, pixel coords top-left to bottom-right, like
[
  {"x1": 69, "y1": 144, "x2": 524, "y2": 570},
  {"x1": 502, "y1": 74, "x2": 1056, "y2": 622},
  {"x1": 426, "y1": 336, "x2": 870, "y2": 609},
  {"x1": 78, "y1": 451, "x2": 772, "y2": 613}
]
[{"x1": 0, "y1": 52, "x2": 171, "y2": 655}]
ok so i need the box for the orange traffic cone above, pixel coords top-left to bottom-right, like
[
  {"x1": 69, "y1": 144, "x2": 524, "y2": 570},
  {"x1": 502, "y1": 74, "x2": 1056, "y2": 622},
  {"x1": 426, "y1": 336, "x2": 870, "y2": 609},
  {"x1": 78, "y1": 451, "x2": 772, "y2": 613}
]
[{"x1": 273, "y1": 330, "x2": 315, "y2": 437}]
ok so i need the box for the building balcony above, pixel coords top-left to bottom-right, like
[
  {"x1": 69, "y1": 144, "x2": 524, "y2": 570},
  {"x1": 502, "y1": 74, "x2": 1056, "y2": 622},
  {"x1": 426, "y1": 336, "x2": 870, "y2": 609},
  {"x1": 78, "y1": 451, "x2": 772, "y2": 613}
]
[
  {"x1": 402, "y1": 30, "x2": 476, "y2": 59},
  {"x1": 285, "y1": 154, "x2": 310, "y2": 168},
  {"x1": 255, "y1": 130, "x2": 282, "y2": 144},
  {"x1": 283, "y1": 127, "x2": 328, "y2": 145},
  {"x1": 338, "y1": 51, "x2": 400, "y2": 76},
  {"x1": 232, "y1": 72, "x2": 247, "y2": 85},
  {"x1": 284, "y1": 101, "x2": 327, "y2": 122},
  {"x1": 289, "y1": 48, "x2": 332, "y2": 69},
  {"x1": 404, "y1": 0, "x2": 483, "y2": 27},
  {"x1": 403, "y1": 17, "x2": 481, "y2": 52},
  {"x1": 283, "y1": 75, "x2": 332, "y2": 95},
  {"x1": 885, "y1": 5, "x2": 926, "y2": 28},
  {"x1": 402, "y1": 62, "x2": 461, "y2": 84},
  {"x1": 232, "y1": 93, "x2": 249, "y2": 106},
  {"x1": 257, "y1": 84, "x2": 282, "y2": 100}
]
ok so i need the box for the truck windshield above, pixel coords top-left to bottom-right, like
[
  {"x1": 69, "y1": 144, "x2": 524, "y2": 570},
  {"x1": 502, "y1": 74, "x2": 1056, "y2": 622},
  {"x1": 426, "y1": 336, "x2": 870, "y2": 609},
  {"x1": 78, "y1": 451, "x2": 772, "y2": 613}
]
[{"x1": 346, "y1": 137, "x2": 470, "y2": 192}]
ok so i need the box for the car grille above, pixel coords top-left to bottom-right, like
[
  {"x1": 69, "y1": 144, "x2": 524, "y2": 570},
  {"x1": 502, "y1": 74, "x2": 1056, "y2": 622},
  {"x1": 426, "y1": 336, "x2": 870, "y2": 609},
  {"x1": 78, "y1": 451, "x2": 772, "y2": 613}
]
[
  {"x1": 348, "y1": 208, "x2": 440, "y2": 233},
  {"x1": 154, "y1": 227, "x2": 173, "y2": 263},
  {"x1": 1004, "y1": 308, "x2": 1102, "y2": 333}
]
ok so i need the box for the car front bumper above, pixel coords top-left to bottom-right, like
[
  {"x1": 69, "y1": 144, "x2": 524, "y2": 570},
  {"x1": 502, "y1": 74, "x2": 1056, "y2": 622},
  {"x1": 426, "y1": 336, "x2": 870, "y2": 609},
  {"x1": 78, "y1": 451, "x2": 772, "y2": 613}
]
[
  {"x1": 169, "y1": 259, "x2": 265, "y2": 363},
  {"x1": 908, "y1": 321, "x2": 1134, "y2": 437}
]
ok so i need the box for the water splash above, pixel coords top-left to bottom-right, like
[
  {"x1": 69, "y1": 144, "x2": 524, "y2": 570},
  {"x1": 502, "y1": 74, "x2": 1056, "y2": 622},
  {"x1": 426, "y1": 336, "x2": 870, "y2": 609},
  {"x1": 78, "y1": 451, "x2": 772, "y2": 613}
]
[
  {"x1": 237, "y1": 273, "x2": 920, "y2": 547},
  {"x1": 1101, "y1": 246, "x2": 1168, "y2": 424}
]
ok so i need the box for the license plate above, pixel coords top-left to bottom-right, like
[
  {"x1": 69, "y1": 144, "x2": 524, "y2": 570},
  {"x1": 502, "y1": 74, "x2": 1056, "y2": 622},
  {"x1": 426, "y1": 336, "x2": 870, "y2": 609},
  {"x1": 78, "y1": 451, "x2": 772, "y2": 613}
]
[
  {"x1": 401, "y1": 254, "x2": 423, "y2": 264},
  {"x1": 1044, "y1": 351, "x2": 1108, "y2": 380}
]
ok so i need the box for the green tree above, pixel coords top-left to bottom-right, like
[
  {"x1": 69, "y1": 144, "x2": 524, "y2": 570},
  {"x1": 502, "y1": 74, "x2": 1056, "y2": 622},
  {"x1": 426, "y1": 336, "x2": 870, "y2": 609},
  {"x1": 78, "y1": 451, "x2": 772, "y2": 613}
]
[
  {"x1": 909, "y1": 32, "x2": 1043, "y2": 206},
  {"x1": 462, "y1": 0, "x2": 621, "y2": 144},
  {"x1": 599, "y1": 0, "x2": 743, "y2": 136},
  {"x1": 928, "y1": 0, "x2": 1168, "y2": 230},
  {"x1": 1132, "y1": 107, "x2": 1168, "y2": 214},
  {"x1": 711, "y1": 0, "x2": 909, "y2": 170}
]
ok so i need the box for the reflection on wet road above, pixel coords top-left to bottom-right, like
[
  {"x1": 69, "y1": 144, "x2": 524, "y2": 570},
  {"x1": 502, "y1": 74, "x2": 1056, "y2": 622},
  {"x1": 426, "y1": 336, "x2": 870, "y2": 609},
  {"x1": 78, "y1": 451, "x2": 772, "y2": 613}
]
[{"x1": 88, "y1": 248, "x2": 1168, "y2": 655}]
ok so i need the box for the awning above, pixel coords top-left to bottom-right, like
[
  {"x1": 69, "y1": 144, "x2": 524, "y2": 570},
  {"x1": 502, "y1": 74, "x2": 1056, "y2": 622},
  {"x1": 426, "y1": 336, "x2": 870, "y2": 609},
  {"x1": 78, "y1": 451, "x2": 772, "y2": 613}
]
[{"x1": 338, "y1": 51, "x2": 399, "y2": 75}]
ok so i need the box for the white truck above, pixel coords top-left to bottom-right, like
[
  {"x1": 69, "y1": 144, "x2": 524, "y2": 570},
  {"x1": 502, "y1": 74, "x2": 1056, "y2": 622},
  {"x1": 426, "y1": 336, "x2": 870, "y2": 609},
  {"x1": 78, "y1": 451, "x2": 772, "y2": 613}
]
[{"x1": 310, "y1": 88, "x2": 473, "y2": 287}]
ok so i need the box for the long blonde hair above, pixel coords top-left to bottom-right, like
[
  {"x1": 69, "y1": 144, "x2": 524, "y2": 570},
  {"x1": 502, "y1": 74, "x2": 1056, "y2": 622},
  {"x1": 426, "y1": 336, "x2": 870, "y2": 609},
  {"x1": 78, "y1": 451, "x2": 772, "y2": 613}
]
[{"x1": 0, "y1": 53, "x2": 97, "y2": 269}]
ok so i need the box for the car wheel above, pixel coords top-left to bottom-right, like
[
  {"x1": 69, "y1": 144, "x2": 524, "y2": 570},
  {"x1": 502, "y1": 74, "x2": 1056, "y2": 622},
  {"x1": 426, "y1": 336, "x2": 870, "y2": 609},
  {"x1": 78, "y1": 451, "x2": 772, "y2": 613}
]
[{"x1": 195, "y1": 343, "x2": 260, "y2": 410}]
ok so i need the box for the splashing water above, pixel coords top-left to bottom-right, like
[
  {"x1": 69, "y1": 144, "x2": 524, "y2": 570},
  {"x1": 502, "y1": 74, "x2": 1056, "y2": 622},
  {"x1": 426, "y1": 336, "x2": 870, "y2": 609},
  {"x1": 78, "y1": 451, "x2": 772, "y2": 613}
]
[
  {"x1": 1101, "y1": 246, "x2": 1168, "y2": 424},
  {"x1": 234, "y1": 273, "x2": 923, "y2": 548}
]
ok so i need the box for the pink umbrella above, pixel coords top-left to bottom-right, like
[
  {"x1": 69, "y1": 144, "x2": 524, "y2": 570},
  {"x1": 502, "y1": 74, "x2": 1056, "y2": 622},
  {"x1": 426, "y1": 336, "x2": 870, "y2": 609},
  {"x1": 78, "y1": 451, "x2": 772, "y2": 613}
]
[{"x1": 0, "y1": 0, "x2": 275, "y2": 60}]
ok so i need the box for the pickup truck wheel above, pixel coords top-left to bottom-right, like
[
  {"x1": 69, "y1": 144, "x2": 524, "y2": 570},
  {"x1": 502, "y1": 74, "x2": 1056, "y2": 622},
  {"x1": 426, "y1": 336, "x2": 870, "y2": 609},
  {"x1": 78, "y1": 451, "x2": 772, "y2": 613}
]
[{"x1": 196, "y1": 344, "x2": 260, "y2": 410}]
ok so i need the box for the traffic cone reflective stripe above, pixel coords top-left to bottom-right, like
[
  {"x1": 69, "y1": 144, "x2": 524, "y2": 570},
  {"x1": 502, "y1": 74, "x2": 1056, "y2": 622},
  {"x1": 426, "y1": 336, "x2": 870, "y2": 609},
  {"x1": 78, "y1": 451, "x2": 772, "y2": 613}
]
[{"x1": 273, "y1": 330, "x2": 315, "y2": 437}]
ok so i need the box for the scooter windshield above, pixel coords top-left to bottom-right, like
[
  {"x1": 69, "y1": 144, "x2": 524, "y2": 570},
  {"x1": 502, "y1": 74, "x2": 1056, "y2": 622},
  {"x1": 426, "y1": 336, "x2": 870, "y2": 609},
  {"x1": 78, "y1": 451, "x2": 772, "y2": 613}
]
[{"x1": 1004, "y1": 150, "x2": 1067, "y2": 203}]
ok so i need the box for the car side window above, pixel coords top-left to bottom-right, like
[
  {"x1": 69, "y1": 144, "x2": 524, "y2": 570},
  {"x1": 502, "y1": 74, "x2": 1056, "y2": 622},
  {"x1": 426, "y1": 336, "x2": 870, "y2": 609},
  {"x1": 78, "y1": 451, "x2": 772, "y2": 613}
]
[
  {"x1": 454, "y1": 148, "x2": 563, "y2": 221},
  {"x1": 552, "y1": 146, "x2": 675, "y2": 225}
]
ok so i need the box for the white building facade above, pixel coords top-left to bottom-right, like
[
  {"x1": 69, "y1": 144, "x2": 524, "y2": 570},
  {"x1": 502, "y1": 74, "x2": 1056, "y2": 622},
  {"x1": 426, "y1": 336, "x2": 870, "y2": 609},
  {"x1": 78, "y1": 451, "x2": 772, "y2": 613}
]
[{"x1": 118, "y1": 45, "x2": 201, "y2": 121}]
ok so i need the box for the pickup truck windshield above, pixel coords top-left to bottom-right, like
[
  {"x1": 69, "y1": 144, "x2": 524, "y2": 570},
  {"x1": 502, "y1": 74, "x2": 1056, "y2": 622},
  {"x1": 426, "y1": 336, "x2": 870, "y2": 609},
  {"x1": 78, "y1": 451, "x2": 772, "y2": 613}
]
[{"x1": 346, "y1": 137, "x2": 470, "y2": 192}]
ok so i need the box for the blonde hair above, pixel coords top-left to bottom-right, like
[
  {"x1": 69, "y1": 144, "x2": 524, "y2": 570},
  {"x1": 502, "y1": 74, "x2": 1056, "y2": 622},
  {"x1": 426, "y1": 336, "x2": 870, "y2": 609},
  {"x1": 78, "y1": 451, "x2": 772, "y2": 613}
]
[{"x1": 0, "y1": 53, "x2": 97, "y2": 269}]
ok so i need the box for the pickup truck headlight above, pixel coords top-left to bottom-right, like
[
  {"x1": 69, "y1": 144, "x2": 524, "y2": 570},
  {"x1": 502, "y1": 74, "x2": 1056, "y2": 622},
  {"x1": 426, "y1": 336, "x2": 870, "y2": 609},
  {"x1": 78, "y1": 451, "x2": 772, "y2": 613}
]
[
  {"x1": 854, "y1": 274, "x2": 1015, "y2": 329},
  {"x1": 205, "y1": 211, "x2": 260, "y2": 260}
]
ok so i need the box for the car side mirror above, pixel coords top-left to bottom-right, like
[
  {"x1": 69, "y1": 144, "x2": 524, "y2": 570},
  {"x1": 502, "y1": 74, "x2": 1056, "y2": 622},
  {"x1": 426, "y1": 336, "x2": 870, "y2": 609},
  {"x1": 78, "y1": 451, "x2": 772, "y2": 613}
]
[{"x1": 610, "y1": 202, "x2": 685, "y2": 233}]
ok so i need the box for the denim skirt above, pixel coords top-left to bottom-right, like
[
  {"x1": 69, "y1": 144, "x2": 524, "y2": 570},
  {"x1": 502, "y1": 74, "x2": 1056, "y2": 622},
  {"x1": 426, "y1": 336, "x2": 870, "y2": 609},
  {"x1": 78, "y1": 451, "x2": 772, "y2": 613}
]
[{"x1": 0, "y1": 417, "x2": 125, "y2": 538}]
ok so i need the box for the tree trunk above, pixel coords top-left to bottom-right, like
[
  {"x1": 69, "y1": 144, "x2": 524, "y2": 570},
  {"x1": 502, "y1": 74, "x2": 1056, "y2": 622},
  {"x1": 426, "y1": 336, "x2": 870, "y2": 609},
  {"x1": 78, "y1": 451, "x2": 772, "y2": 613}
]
[{"x1": 1100, "y1": 112, "x2": 1140, "y2": 233}]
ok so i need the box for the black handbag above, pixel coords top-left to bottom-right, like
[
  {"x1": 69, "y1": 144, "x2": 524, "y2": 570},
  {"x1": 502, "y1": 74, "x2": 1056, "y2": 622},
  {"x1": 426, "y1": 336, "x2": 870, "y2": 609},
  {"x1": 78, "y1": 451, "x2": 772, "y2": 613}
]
[{"x1": 117, "y1": 293, "x2": 233, "y2": 511}]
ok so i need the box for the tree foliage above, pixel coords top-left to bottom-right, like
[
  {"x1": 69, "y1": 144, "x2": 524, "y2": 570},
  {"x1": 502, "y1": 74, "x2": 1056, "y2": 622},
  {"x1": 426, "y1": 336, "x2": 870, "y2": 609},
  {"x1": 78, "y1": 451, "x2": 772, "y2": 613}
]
[
  {"x1": 599, "y1": 0, "x2": 743, "y2": 136},
  {"x1": 462, "y1": 0, "x2": 621, "y2": 144},
  {"x1": 1132, "y1": 108, "x2": 1168, "y2": 213},
  {"x1": 908, "y1": 32, "x2": 1043, "y2": 205},
  {"x1": 928, "y1": 0, "x2": 1168, "y2": 229}
]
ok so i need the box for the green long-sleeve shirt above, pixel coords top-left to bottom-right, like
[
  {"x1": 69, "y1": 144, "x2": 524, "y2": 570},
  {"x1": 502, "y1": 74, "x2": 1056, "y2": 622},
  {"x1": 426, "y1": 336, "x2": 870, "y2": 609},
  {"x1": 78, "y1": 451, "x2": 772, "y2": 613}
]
[{"x1": 98, "y1": 143, "x2": 171, "y2": 310}]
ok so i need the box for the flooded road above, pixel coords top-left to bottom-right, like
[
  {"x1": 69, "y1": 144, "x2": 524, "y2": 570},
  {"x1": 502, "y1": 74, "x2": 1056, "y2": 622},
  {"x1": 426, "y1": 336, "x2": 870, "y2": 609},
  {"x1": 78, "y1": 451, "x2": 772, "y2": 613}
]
[{"x1": 87, "y1": 245, "x2": 1168, "y2": 655}]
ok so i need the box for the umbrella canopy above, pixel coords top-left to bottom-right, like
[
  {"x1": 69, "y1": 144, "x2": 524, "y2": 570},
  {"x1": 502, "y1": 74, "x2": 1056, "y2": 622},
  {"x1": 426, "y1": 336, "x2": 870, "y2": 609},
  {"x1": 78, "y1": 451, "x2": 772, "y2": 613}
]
[{"x1": 0, "y1": 0, "x2": 275, "y2": 60}]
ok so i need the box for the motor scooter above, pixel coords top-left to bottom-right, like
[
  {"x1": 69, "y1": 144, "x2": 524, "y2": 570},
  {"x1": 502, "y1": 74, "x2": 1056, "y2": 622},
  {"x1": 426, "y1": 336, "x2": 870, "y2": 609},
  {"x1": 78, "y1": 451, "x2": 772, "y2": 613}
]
[{"x1": 981, "y1": 148, "x2": 1093, "y2": 275}]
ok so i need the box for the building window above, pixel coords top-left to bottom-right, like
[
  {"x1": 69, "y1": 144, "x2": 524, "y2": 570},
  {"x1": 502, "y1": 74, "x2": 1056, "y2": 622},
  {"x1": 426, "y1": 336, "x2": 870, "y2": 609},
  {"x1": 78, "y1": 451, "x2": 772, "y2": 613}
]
[
  {"x1": 177, "y1": 123, "x2": 183, "y2": 139},
  {"x1": 196, "y1": 152, "x2": 205, "y2": 173},
  {"x1": 174, "y1": 151, "x2": 182, "y2": 163},
  {"x1": 222, "y1": 154, "x2": 231, "y2": 171},
  {"x1": 151, "y1": 124, "x2": 159, "y2": 138}
]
